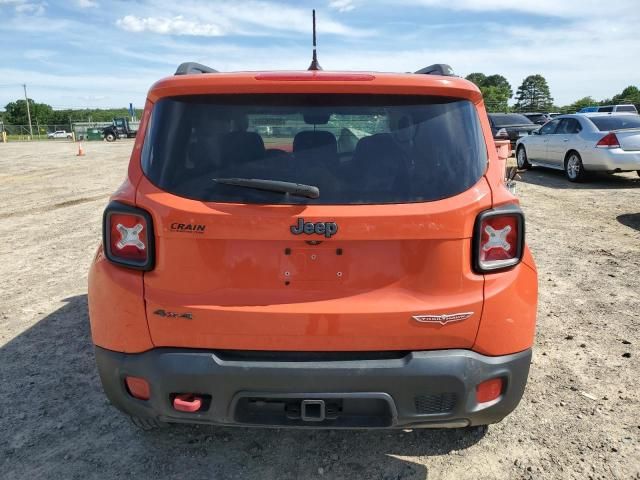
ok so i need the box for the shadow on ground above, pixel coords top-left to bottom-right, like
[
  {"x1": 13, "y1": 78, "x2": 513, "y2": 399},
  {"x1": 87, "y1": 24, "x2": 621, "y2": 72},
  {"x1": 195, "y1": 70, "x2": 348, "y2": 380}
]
[
  {"x1": 617, "y1": 213, "x2": 640, "y2": 232},
  {"x1": 0, "y1": 295, "x2": 486, "y2": 479},
  {"x1": 517, "y1": 167, "x2": 640, "y2": 190}
]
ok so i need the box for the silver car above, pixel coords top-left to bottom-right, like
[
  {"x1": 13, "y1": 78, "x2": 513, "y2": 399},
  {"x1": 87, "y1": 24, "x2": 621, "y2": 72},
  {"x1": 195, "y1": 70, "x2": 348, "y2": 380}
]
[{"x1": 515, "y1": 113, "x2": 640, "y2": 182}]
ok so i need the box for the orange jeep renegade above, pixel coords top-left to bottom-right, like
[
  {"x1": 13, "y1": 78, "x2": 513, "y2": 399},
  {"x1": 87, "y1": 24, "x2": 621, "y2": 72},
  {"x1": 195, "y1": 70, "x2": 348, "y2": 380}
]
[{"x1": 88, "y1": 61, "x2": 538, "y2": 430}]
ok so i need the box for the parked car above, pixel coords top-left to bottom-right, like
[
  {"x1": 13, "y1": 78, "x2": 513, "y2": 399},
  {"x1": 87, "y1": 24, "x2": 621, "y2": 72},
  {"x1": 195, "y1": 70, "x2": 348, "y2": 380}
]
[
  {"x1": 596, "y1": 104, "x2": 638, "y2": 114},
  {"x1": 488, "y1": 113, "x2": 540, "y2": 147},
  {"x1": 515, "y1": 113, "x2": 640, "y2": 181},
  {"x1": 547, "y1": 112, "x2": 561, "y2": 118},
  {"x1": 578, "y1": 107, "x2": 599, "y2": 113},
  {"x1": 578, "y1": 105, "x2": 638, "y2": 114},
  {"x1": 523, "y1": 112, "x2": 552, "y2": 125},
  {"x1": 47, "y1": 130, "x2": 72, "y2": 139},
  {"x1": 88, "y1": 62, "x2": 538, "y2": 431}
]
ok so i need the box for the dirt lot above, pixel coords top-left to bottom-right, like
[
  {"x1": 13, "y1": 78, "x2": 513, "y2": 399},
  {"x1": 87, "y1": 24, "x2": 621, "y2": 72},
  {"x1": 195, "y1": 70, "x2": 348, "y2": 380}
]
[{"x1": 0, "y1": 140, "x2": 639, "y2": 480}]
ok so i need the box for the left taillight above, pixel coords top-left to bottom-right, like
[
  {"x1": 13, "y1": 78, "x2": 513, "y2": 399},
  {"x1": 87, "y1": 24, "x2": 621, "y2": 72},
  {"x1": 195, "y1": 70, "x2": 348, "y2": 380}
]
[
  {"x1": 473, "y1": 204, "x2": 525, "y2": 273},
  {"x1": 495, "y1": 128, "x2": 509, "y2": 139},
  {"x1": 595, "y1": 132, "x2": 620, "y2": 148},
  {"x1": 103, "y1": 201, "x2": 155, "y2": 271}
]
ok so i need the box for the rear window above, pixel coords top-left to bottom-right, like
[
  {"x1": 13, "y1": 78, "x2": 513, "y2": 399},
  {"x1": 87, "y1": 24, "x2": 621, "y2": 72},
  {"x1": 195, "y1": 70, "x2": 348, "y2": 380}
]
[
  {"x1": 616, "y1": 105, "x2": 637, "y2": 112},
  {"x1": 141, "y1": 94, "x2": 487, "y2": 205},
  {"x1": 589, "y1": 115, "x2": 640, "y2": 131},
  {"x1": 525, "y1": 114, "x2": 545, "y2": 123},
  {"x1": 490, "y1": 114, "x2": 533, "y2": 127}
]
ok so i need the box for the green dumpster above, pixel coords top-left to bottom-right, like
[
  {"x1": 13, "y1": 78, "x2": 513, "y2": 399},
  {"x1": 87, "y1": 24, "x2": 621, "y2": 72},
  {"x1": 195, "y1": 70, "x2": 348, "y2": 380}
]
[{"x1": 86, "y1": 128, "x2": 103, "y2": 141}]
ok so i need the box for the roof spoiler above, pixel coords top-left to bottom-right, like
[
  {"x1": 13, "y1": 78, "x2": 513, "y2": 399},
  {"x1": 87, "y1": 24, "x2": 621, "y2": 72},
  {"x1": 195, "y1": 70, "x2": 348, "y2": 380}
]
[
  {"x1": 175, "y1": 62, "x2": 218, "y2": 75},
  {"x1": 414, "y1": 64, "x2": 455, "y2": 77}
]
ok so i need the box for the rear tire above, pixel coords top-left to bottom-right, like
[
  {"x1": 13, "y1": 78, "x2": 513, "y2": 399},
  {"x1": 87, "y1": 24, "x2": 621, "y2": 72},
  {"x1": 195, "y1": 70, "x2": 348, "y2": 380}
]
[
  {"x1": 565, "y1": 152, "x2": 586, "y2": 182},
  {"x1": 105, "y1": 133, "x2": 116, "y2": 142},
  {"x1": 129, "y1": 415, "x2": 167, "y2": 431},
  {"x1": 516, "y1": 146, "x2": 531, "y2": 170}
]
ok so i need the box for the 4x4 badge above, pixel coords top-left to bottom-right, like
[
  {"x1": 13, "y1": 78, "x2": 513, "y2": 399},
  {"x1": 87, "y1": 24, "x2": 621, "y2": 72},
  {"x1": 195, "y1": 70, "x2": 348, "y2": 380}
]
[
  {"x1": 153, "y1": 309, "x2": 193, "y2": 320},
  {"x1": 412, "y1": 312, "x2": 473, "y2": 325}
]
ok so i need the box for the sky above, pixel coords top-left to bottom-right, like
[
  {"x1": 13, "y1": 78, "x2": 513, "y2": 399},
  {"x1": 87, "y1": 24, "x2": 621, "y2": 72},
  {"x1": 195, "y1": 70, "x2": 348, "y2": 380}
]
[{"x1": 0, "y1": 0, "x2": 638, "y2": 110}]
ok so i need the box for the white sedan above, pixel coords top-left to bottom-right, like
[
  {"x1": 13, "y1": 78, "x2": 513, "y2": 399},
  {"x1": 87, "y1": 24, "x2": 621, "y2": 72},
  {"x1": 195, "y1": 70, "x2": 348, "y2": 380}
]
[{"x1": 515, "y1": 113, "x2": 640, "y2": 182}]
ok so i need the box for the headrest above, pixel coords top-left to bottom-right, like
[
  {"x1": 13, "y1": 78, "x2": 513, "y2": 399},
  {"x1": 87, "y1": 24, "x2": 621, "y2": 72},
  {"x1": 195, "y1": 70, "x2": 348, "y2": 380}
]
[
  {"x1": 221, "y1": 131, "x2": 265, "y2": 163},
  {"x1": 293, "y1": 130, "x2": 337, "y2": 153}
]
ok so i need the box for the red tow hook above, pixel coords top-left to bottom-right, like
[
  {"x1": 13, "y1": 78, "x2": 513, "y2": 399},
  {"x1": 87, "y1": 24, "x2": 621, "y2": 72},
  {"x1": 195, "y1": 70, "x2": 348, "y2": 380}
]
[{"x1": 173, "y1": 394, "x2": 202, "y2": 412}]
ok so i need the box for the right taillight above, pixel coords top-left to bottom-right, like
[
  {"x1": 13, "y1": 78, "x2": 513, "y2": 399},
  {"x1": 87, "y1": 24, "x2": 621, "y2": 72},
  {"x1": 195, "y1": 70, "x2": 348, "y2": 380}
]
[
  {"x1": 103, "y1": 201, "x2": 155, "y2": 271},
  {"x1": 473, "y1": 205, "x2": 525, "y2": 273},
  {"x1": 596, "y1": 132, "x2": 620, "y2": 148}
]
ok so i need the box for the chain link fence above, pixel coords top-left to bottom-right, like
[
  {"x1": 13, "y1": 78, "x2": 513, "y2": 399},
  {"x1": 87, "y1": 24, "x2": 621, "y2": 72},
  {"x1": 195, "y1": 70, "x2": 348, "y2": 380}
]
[{"x1": 0, "y1": 121, "x2": 140, "y2": 141}]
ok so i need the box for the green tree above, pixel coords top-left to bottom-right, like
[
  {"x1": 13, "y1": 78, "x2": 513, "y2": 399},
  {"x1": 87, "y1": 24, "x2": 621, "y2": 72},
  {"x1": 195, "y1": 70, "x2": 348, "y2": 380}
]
[
  {"x1": 485, "y1": 74, "x2": 513, "y2": 94},
  {"x1": 2, "y1": 98, "x2": 144, "y2": 127},
  {"x1": 4, "y1": 99, "x2": 53, "y2": 125},
  {"x1": 561, "y1": 96, "x2": 598, "y2": 113},
  {"x1": 465, "y1": 73, "x2": 513, "y2": 112},
  {"x1": 514, "y1": 74, "x2": 554, "y2": 112},
  {"x1": 465, "y1": 72, "x2": 487, "y2": 86},
  {"x1": 611, "y1": 85, "x2": 640, "y2": 109}
]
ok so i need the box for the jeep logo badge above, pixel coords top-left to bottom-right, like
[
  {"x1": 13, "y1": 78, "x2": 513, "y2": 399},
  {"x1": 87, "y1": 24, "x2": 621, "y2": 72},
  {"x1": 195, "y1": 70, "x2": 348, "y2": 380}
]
[{"x1": 290, "y1": 218, "x2": 338, "y2": 238}]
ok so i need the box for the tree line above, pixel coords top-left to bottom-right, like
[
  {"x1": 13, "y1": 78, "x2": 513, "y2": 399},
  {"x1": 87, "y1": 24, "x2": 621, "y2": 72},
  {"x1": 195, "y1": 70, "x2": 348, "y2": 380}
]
[
  {"x1": 464, "y1": 73, "x2": 639, "y2": 113},
  {"x1": 2, "y1": 79, "x2": 639, "y2": 125},
  {"x1": 0, "y1": 99, "x2": 143, "y2": 126}
]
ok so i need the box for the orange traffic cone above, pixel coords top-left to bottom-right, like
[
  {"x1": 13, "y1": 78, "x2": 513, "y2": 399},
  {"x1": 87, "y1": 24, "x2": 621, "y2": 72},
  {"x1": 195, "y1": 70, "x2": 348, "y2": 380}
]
[{"x1": 77, "y1": 143, "x2": 85, "y2": 156}]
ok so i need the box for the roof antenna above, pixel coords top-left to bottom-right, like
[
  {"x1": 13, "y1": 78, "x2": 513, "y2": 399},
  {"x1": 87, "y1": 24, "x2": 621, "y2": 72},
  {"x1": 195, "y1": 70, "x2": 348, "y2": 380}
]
[{"x1": 307, "y1": 9, "x2": 322, "y2": 71}]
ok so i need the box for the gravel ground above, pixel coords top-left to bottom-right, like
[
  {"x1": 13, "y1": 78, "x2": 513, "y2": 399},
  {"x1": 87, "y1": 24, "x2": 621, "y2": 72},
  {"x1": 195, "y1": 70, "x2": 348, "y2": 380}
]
[{"x1": 0, "y1": 141, "x2": 639, "y2": 480}]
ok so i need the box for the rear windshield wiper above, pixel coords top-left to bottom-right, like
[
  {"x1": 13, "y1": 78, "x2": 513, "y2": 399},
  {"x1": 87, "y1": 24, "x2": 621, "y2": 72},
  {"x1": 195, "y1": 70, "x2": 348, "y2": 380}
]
[{"x1": 213, "y1": 178, "x2": 320, "y2": 199}]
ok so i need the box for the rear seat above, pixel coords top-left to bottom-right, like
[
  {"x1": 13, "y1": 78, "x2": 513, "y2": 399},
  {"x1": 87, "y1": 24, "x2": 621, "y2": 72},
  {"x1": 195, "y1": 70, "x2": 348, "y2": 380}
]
[
  {"x1": 349, "y1": 133, "x2": 410, "y2": 199},
  {"x1": 221, "y1": 131, "x2": 266, "y2": 166},
  {"x1": 292, "y1": 131, "x2": 339, "y2": 189}
]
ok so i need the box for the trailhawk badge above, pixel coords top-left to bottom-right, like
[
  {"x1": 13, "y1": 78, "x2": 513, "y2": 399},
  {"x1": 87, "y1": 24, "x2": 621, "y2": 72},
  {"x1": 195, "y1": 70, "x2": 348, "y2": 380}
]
[{"x1": 412, "y1": 312, "x2": 473, "y2": 325}]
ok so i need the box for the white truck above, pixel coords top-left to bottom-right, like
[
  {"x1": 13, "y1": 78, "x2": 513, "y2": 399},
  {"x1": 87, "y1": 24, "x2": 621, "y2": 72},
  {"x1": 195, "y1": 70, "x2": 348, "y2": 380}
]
[{"x1": 47, "y1": 130, "x2": 73, "y2": 139}]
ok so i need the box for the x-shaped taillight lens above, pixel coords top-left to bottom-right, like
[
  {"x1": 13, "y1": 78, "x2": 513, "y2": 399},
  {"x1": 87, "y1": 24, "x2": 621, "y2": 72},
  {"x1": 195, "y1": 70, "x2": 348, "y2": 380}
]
[
  {"x1": 474, "y1": 206, "x2": 524, "y2": 272},
  {"x1": 104, "y1": 203, "x2": 154, "y2": 270}
]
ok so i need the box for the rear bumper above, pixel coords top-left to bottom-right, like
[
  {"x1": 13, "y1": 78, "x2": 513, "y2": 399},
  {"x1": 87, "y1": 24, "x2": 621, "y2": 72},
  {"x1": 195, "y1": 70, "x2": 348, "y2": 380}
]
[
  {"x1": 584, "y1": 148, "x2": 640, "y2": 171},
  {"x1": 95, "y1": 347, "x2": 531, "y2": 429}
]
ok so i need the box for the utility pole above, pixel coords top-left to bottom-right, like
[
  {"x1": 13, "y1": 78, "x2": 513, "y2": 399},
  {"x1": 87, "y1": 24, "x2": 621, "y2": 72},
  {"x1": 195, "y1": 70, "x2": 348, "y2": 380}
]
[{"x1": 23, "y1": 84, "x2": 34, "y2": 138}]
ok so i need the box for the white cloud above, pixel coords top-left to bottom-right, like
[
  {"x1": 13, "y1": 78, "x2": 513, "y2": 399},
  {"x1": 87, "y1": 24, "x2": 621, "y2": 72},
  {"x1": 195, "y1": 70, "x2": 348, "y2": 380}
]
[
  {"x1": 329, "y1": 0, "x2": 355, "y2": 12},
  {"x1": 24, "y1": 49, "x2": 56, "y2": 60},
  {"x1": 77, "y1": 0, "x2": 98, "y2": 8},
  {"x1": 116, "y1": 15, "x2": 225, "y2": 36},
  {"x1": 116, "y1": 1, "x2": 371, "y2": 38},
  {"x1": 2, "y1": 0, "x2": 639, "y2": 108},
  {"x1": 13, "y1": 1, "x2": 46, "y2": 15},
  {"x1": 320, "y1": 0, "x2": 640, "y2": 24}
]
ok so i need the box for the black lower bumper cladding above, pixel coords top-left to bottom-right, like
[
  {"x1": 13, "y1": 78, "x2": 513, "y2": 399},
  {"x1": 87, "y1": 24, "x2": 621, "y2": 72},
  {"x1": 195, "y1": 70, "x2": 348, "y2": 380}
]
[{"x1": 95, "y1": 347, "x2": 531, "y2": 429}]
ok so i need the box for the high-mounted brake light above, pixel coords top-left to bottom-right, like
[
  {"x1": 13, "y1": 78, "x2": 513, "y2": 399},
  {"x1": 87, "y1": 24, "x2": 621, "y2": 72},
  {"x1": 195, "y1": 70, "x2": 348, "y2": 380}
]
[
  {"x1": 473, "y1": 205, "x2": 524, "y2": 272},
  {"x1": 596, "y1": 132, "x2": 620, "y2": 148},
  {"x1": 103, "y1": 201, "x2": 155, "y2": 270},
  {"x1": 254, "y1": 72, "x2": 375, "y2": 82}
]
